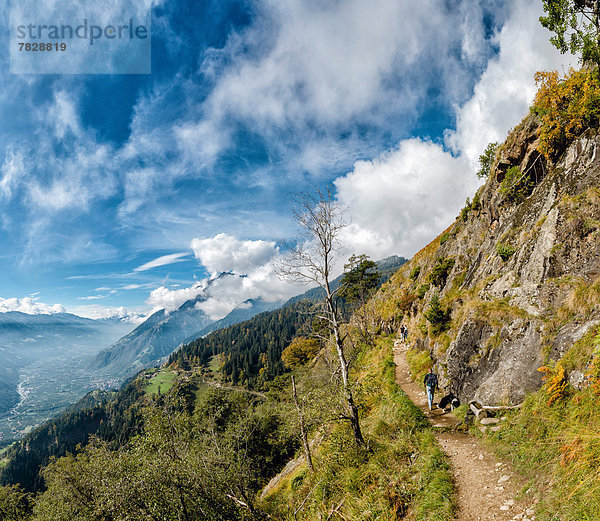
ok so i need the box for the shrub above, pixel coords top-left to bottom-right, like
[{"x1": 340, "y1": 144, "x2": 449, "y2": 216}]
[
  {"x1": 476, "y1": 142, "x2": 498, "y2": 179},
  {"x1": 460, "y1": 198, "x2": 471, "y2": 221},
  {"x1": 471, "y1": 191, "x2": 481, "y2": 211},
  {"x1": 281, "y1": 337, "x2": 320, "y2": 368},
  {"x1": 538, "y1": 363, "x2": 569, "y2": 406},
  {"x1": 533, "y1": 68, "x2": 600, "y2": 160},
  {"x1": 428, "y1": 258, "x2": 455, "y2": 288},
  {"x1": 409, "y1": 265, "x2": 421, "y2": 281},
  {"x1": 499, "y1": 166, "x2": 534, "y2": 203},
  {"x1": 396, "y1": 291, "x2": 417, "y2": 314},
  {"x1": 439, "y1": 232, "x2": 450, "y2": 245},
  {"x1": 424, "y1": 294, "x2": 451, "y2": 336},
  {"x1": 496, "y1": 242, "x2": 516, "y2": 262},
  {"x1": 417, "y1": 283, "x2": 430, "y2": 299}
]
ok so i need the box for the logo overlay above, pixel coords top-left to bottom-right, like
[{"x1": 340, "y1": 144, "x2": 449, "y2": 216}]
[{"x1": 10, "y1": 0, "x2": 151, "y2": 74}]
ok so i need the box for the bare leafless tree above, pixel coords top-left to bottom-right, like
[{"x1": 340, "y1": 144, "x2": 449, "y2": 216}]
[{"x1": 277, "y1": 186, "x2": 366, "y2": 448}]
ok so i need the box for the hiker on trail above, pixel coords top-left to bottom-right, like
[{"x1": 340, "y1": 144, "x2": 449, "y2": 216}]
[
  {"x1": 402, "y1": 326, "x2": 408, "y2": 342},
  {"x1": 423, "y1": 369, "x2": 438, "y2": 411},
  {"x1": 399, "y1": 325, "x2": 406, "y2": 341}
]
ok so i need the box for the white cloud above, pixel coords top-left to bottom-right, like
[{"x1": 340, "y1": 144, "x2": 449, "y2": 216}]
[
  {"x1": 146, "y1": 235, "x2": 301, "y2": 319},
  {"x1": 205, "y1": 0, "x2": 484, "y2": 130},
  {"x1": 134, "y1": 252, "x2": 189, "y2": 272},
  {"x1": 445, "y1": 0, "x2": 576, "y2": 169},
  {"x1": 336, "y1": 139, "x2": 471, "y2": 259},
  {"x1": 68, "y1": 304, "x2": 146, "y2": 324},
  {"x1": 146, "y1": 281, "x2": 207, "y2": 313},
  {"x1": 46, "y1": 90, "x2": 82, "y2": 140},
  {"x1": 175, "y1": 120, "x2": 231, "y2": 170},
  {"x1": 121, "y1": 284, "x2": 144, "y2": 290},
  {"x1": 193, "y1": 263, "x2": 300, "y2": 320},
  {"x1": 190, "y1": 233, "x2": 278, "y2": 275},
  {"x1": 0, "y1": 150, "x2": 25, "y2": 199},
  {"x1": 333, "y1": 0, "x2": 576, "y2": 260},
  {"x1": 0, "y1": 297, "x2": 66, "y2": 314},
  {"x1": 112, "y1": 0, "x2": 499, "y2": 222}
]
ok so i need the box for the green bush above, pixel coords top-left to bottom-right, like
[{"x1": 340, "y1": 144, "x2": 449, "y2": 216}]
[
  {"x1": 496, "y1": 242, "x2": 516, "y2": 262},
  {"x1": 428, "y1": 258, "x2": 455, "y2": 288},
  {"x1": 409, "y1": 265, "x2": 422, "y2": 281},
  {"x1": 439, "y1": 232, "x2": 450, "y2": 245},
  {"x1": 476, "y1": 142, "x2": 498, "y2": 179},
  {"x1": 0, "y1": 485, "x2": 33, "y2": 521},
  {"x1": 424, "y1": 294, "x2": 451, "y2": 336},
  {"x1": 471, "y1": 191, "x2": 481, "y2": 211},
  {"x1": 500, "y1": 166, "x2": 534, "y2": 203},
  {"x1": 460, "y1": 199, "x2": 471, "y2": 221},
  {"x1": 417, "y1": 283, "x2": 430, "y2": 299}
]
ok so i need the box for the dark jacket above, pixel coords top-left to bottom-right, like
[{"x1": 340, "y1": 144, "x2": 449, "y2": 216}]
[{"x1": 424, "y1": 372, "x2": 438, "y2": 390}]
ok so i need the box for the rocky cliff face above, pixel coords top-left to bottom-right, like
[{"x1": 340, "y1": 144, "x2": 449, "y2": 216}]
[{"x1": 374, "y1": 114, "x2": 600, "y2": 405}]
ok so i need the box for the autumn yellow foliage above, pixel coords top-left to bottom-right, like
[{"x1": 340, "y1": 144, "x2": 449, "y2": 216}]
[
  {"x1": 533, "y1": 68, "x2": 600, "y2": 160},
  {"x1": 281, "y1": 336, "x2": 320, "y2": 368},
  {"x1": 538, "y1": 363, "x2": 568, "y2": 406}
]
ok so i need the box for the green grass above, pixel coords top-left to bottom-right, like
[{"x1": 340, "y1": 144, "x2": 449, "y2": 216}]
[
  {"x1": 406, "y1": 348, "x2": 433, "y2": 381},
  {"x1": 411, "y1": 431, "x2": 454, "y2": 521},
  {"x1": 144, "y1": 369, "x2": 177, "y2": 396},
  {"x1": 206, "y1": 354, "x2": 224, "y2": 380},
  {"x1": 262, "y1": 337, "x2": 455, "y2": 520},
  {"x1": 489, "y1": 365, "x2": 600, "y2": 520}
]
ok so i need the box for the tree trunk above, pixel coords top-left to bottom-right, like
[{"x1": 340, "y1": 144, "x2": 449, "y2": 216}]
[
  {"x1": 596, "y1": 1, "x2": 600, "y2": 72},
  {"x1": 292, "y1": 375, "x2": 314, "y2": 471},
  {"x1": 325, "y1": 285, "x2": 366, "y2": 448}
]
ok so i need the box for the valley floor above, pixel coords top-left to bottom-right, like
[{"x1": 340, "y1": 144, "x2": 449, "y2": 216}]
[{"x1": 393, "y1": 344, "x2": 536, "y2": 521}]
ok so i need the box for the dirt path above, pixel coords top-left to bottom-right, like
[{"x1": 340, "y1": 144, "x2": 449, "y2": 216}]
[{"x1": 393, "y1": 344, "x2": 536, "y2": 521}]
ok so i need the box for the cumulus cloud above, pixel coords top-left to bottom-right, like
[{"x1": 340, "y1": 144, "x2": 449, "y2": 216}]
[
  {"x1": 336, "y1": 140, "x2": 471, "y2": 259},
  {"x1": 333, "y1": 0, "x2": 576, "y2": 259},
  {"x1": 0, "y1": 297, "x2": 66, "y2": 314},
  {"x1": 205, "y1": 0, "x2": 488, "y2": 131},
  {"x1": 146, "y1": 234, "x2": 300, "y2": 319},
  {"x1": 112, "y1": 0, "x2": 502, "y2": 229},
  {"x1": 193, "y1": 263, "x2": 300, "y2": 320},
  {"x1": 146, "y1": 281, "x2": 207, "y2": 313},
  {"x1": 445, "y1": 0, "x2": 576, "y2": 168},
  {"x1": 190, "y1": 233, "x2": 278, "y2": 275}
]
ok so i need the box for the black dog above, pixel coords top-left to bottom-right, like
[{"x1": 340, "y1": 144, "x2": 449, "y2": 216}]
[{"x1": 438, "y1": 392, "x2": 460, "y2": 411}]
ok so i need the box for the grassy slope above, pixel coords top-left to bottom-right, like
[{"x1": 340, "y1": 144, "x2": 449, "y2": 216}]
[
  {"x1": 144, "y1": 369, "x2": 177, "y2": 396},
  {"x1": 262, "y1": 336, "x2": 455, "y2": 521},
  {"x1": 363, "y1": 104, "x2": 600, "y2": 520},
  {"x1": 488, "y1": 327, "x2": 600, "y2": 521}
]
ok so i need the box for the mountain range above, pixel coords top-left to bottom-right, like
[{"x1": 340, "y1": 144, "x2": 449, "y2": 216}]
[{"x1": 92, "y1": 255, "x2": 407, "y2": 379}]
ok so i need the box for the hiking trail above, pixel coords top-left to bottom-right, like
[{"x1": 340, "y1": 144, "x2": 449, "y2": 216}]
[{"x1": 393, "y1": 342, "x2": 537, "y2": 521}]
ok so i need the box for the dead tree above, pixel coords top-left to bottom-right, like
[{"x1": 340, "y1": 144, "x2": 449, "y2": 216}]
[{"x1": 277, "y1": 186, "x2": 366, "y2": 448}]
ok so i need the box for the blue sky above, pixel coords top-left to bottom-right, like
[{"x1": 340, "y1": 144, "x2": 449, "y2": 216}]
[{"x1": 0, "y1": 0, "x2": 573, "y2": 321}]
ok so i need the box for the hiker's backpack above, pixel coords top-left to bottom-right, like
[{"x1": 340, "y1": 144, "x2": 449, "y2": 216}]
[{"x1": 426, "y1": 373, "x2": 438, "y2": 389}]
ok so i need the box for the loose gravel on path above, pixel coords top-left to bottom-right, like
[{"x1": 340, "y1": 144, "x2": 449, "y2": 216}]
[{"x1": 393, "y1": 343, "x2": 536, "y2": 521}]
